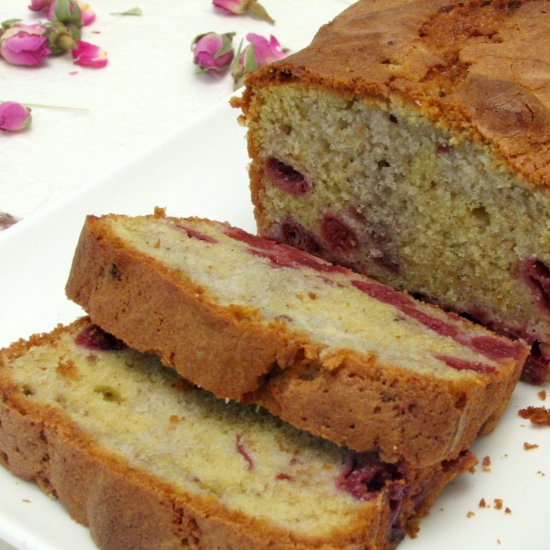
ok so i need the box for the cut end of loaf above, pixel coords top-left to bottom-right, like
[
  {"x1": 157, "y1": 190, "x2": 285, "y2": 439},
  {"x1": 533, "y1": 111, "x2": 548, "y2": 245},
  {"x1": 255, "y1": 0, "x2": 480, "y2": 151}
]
[
  {"x1": 240, "y1": 81, "x2": 544, "y2": 382},
  {"x1": 0, "y1": 319, "x2": 476, "y2": 549}
]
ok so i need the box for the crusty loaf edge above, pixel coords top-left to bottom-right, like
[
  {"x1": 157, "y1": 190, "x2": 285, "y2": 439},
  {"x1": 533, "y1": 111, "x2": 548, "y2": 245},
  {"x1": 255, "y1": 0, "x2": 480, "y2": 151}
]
[
  {"x1": 235, "y1": 0, "x2": 550, "y2": 189},
  {"x1": 0, "y1": 319, "x2": 476, "y2": 550},
  {"x1": 65, "y1": 214, "x2": 526, "y2": 467}
]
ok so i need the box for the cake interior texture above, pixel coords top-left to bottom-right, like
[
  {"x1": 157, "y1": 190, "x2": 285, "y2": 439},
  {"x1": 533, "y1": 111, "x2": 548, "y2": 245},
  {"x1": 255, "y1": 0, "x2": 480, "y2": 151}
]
[
  {"x1": 65, "y1": 213, "x2": 525, "y2": 467},
  {"x1": 105, "y1": 215, "x2": 520, "y2": 381},
  {"x1": 243, "y1": 81, "x2": 550, "y2": 384},
  {"x1": 0, "y1": 320, "x2": 475, "y2": 549},
  {"x1": 236, "y1": 0, "x2": 550, "y2": 384}
]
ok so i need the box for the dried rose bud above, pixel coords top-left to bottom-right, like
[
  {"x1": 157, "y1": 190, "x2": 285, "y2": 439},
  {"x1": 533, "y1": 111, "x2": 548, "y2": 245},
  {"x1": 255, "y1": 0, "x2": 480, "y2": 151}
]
[
  {"x1": 78, "y1": 2, "x2": 96, "y2": 26},
  {"x1": 231, "y1": 32, "x2": 287, "y2": 88},
  {"x1": 71, "y1": 39, "x2": 107, "y2": 68},
  {"x1": 0, "y1": 102, "x2": 32, "y2": 132},
  {"x1": 48, "y1": 0, "x2": 83, "y2": 29},
  {"x1": 246, "y1": 33, "x2": 287, "y2": 66},
  {"x1": 28, "y1": 0, "x2": 52, "y2": 12},
  {"x1": 191, "y1": 32, "x2": 235, "y2": 73},
  {"x1": 213, "y1": 0, "x2": 274, "y2": 24},
  {"x1": 0, "y1": 23, "x2": 51, "y2": 66},
  {"x1": 45, "y1": 21, "x2": 77, "y2": 54}
]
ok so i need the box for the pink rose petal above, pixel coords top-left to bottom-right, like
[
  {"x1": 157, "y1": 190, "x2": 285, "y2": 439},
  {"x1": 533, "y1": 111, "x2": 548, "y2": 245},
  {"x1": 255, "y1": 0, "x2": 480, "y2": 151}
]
[
  {"x1": 28, "y1": 0, "x2": 52, "y2": 12},
  {"x1": 243, "y1": 33, "x2": 286, "y2": 67},
  {"x1": 78, "y1": 1, "x2": 96, "y2": 26},
  {"x1": 213, "y1": 0, "x2": 246, "y2": 14},
  {"x1": 71, "y1": 40, "x2": 108, "y2": 68}
]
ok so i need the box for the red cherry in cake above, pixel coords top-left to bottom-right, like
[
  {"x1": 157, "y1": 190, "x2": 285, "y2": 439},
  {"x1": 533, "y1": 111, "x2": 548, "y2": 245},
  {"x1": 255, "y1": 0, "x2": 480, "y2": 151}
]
[
  {"x1": 225, "y1": 225, "x2": 347, "y2": 274},
  {"x1": 265, "y1": 157, "x2": 312, "y2": 196},
  {"x1": 523, "y1": 258, "x2": 550, "y2": 315},
  {"x1": 235, "y1": 434, "x2": 254, "y2": 470},
  {"x1": 336, "y1": 453, "x2": 404, "y2": 502},
  {"x1": 336, "y1": 453, "x2": 407, "y2": 542},
  {"x1": 75, "y1": 325, "x2": 127, "y2": 351},
  {"x1": 321, "y1": 214, "x2": 358, "y2": 252},
  {"x1": 523, "y1": 342, "x2": 550, "y2": 384},
  {"x1": 175, "y1": 224, "x2": 218, "y2": 243},
  {"x1": 352, "y1": 279, "x2": 520, "y2": 366},
  {"x1": 279, "y1": 220, "x2": 323, "y2": 255},
  {"x1": 435, "y1": 354, "x2": 495, "y2": 374}
]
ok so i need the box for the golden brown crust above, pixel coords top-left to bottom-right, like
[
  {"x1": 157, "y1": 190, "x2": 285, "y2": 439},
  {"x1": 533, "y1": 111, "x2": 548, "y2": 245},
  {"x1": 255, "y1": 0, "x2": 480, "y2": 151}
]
[
  {"x1": 65, "y1": 215, "x2": 525, "y2": 466},
  {"x1": 0, "y1": 320, "x2": 475, "y2": 550},
  {"x1": 242, "y1": 0, "x2": 550, "y2": 188},
  {"x1": 252, "y1": 350, "x2": 521, "y2": 464},
  {"x1": 66, "y1": 216, "x2": 307, "y2": 399}
]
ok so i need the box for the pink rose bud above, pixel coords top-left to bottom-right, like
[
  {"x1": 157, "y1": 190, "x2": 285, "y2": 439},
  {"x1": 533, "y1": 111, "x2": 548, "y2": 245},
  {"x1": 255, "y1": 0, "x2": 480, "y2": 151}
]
[
  {"x1": 28, "y1": 0, "x2": 52, "y2": 12},
  {"x1": 45, "y1": 21, "x2": 77, "y2": 55},
  {"x1": 78, "y1": 2, "x2": 96, "y2": 26},
  {"x1": 48, "y1": 0, "x2": 82, "y2": 28},
  {"x1": 213, "y1": 0, "x2": 274, "y2": 24},
  {"x1": 71, "y1": 39, "x2": 107, "y2": 67},
  {"x1": 231, "y1": 33, "x2": 287, "y2": 88},
  {"x1": 192, "y1": 32, "x2": 235, "y2": 73},
  {"x1": 0, "y1": 23, "x2": 51, "y2": 66},
  {"x1": 0, "y1": 102, "x2": 32, "y2": 132},
  {"x1": 243, "y1": 32, "x2": 286, "y2": 66}
]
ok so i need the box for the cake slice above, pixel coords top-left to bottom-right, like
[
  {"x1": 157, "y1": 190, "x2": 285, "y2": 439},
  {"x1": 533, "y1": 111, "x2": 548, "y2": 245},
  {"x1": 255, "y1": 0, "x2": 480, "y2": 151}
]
[
  {"x1": 65, "y1": 211, "x2": 527, "y2": 467},
  {"x1": 233, "y1": 0, "x2": 550, "y2": 384},
  {"x1": 0, "y1": 319, "x2": 477, "y2": 550}
]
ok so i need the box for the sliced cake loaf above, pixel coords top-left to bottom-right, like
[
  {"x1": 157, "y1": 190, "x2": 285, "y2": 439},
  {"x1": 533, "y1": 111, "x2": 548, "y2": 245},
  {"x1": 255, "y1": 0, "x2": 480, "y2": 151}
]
[
  {"x1": 65, "y1": 211, "x2": 527, "y2": 467},
  {"x1": 233, "y1": 0, "x2": 550, "y2": 384},
  {"x1": 0, "y1": 318, "x2": 477, "y2": 550}
]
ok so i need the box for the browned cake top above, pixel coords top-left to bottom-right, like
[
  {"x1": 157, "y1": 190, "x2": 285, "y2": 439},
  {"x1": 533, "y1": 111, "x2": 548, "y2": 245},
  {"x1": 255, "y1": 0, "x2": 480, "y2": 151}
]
[{"x1": 245, "y1": 0, "x2": 550, "y2": 187}]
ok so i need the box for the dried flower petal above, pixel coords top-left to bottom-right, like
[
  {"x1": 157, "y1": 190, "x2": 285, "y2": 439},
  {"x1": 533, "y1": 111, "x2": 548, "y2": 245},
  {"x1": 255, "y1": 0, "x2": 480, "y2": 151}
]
[
  {"x1": 192, "y1": 31, "x2": 235, "y2": 73},
  {"x1": 213, "y1": 0, "x2": 247, "y2": 14},
  {"x1": 110, "y1": 7, "x2": 142, "y2": 16},
  {"x1": 71, "y1": 39, "x2": 107, "y2": 68},
  {"x1": 213, "y1": 0, "x2": 274, "y2": 24},
  {"x1": 231, "y1": 32, "x2": 287, "y2": 88},
  {"x1": 0, "y1": 23, "x2": 51, "y2": 67},
  {"x1": 0, "y1": 212, "x2": 18, "y2": 230},
  {"x1": 1, "y1": 19, "x2": 23, "y2": 30},
  {"x1": 0, "y1": 102, "x2": 32, "y2": 132},
  {"x1": 245, "y1": 32, "x2": 286, "y2": 66},
  {"x1": 28, "y1": 0, "x2": 52, "y2": 13}
]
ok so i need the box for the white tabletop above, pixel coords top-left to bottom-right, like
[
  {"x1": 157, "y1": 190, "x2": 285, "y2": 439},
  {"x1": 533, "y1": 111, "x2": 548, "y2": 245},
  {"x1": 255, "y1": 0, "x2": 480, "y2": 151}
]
[
  {"x1": 0, "y1": 1, "x2": 352, "y2": 549},
  {"x1": 0, "y1": 0, "x2": 352, "y2": 221}
]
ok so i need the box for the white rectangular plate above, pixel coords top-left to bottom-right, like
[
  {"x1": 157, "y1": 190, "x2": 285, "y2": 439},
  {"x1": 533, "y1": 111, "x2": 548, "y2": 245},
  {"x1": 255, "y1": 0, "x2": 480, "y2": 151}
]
[{"x1": 0, "y1": 98, "x2": 548, "y2": 550}]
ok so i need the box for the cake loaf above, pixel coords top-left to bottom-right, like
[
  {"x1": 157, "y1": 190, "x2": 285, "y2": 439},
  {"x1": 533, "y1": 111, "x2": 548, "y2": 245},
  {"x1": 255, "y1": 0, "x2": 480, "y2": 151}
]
[
  {"x1": 65, "y1": 212, "x2": 527, "y2": 466},
  {"x1": 0, "y1": 318, "x2": 477, "y2": 550},
  {"x1": 234, "y1": 0, "x2": 550, "y2": 384}
]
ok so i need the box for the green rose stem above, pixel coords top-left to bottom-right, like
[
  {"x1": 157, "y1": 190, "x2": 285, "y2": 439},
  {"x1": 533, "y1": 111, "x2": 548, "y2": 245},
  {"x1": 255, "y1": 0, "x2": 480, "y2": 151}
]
[{"x1": 1, "y1": 102, "x2": 89, "y2": 113}]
